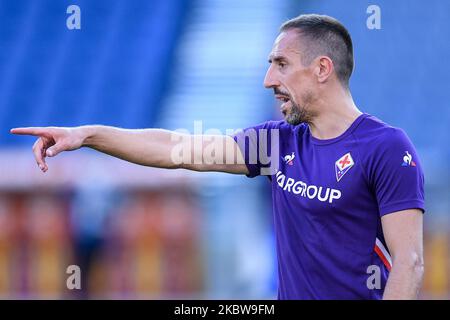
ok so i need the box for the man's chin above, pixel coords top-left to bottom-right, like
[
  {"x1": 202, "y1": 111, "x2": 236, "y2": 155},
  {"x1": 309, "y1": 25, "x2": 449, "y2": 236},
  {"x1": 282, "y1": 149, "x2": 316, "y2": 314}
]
[
  {"x1": 284, "y1": 116, "x2": 303, "y2": 126},
  {"x1": 282, "y1": 104, "x2": 309, "y2": 125}
]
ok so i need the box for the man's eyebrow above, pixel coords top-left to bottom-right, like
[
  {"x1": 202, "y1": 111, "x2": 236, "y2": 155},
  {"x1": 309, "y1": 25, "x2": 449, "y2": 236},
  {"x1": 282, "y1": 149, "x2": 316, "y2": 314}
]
[{"x1": 268, "y1": 55, "x2": 288, "y2": 63}]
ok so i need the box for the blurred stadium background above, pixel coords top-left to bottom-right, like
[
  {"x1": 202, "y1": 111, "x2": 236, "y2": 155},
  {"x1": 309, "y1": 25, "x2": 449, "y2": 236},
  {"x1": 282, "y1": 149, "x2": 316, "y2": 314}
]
[{"x1": 0, "y1": 0, "x2": 448, "y2": 299}]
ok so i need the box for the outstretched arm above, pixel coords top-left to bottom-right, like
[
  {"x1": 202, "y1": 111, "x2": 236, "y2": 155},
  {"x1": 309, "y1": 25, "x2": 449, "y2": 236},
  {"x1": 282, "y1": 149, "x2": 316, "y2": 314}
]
[{"x1": 10, "y1": 125, "x2": 249, "y2": 175}]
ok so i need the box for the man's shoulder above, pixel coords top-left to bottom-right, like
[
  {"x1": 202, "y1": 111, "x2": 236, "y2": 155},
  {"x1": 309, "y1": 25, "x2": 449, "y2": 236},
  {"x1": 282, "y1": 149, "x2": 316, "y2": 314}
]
[
  {"x1": 354, "y1": 114, "x2": 412, "y2": 148},
  {"x1": 354, "y1": 114, "x2": 418, "y2": 167}
]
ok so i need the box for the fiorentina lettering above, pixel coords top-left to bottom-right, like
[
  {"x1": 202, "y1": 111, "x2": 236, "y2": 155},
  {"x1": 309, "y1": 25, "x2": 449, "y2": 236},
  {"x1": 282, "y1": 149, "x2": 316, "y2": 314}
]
[{"x1": 276, "y1": 171, "x2": 342, "y2": 203}]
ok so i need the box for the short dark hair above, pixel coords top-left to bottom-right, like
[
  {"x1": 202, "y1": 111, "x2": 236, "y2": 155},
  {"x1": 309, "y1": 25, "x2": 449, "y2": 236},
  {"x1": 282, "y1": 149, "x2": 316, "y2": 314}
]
[{"x1": 280, "y1": 14, "x2": 354, "y2": 87}]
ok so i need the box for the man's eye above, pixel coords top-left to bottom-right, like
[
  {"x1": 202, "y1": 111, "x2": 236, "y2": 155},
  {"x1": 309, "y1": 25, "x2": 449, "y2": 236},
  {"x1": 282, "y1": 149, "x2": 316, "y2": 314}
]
[{"x1": 278, "y1": 63, "x2": 286, "y2": 69}]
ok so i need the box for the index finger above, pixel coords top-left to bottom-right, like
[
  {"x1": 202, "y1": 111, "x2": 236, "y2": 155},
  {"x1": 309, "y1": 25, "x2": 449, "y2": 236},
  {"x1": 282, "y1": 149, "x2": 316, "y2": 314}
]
[{"x1": 10, "y1": 127, "x2": 47, "y2": 136}]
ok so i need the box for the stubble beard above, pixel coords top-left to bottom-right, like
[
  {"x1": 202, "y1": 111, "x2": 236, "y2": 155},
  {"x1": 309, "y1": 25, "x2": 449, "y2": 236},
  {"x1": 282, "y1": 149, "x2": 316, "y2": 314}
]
[{"x1": 284, "y1": 92, "x2": 316, "y2": 126}]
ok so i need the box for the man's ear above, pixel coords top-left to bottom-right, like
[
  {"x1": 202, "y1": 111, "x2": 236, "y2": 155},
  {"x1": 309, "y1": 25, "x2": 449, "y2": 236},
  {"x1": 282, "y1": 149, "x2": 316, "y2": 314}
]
[{"x1": 315, "y1": 56, "x2": 334, "y2": 83}]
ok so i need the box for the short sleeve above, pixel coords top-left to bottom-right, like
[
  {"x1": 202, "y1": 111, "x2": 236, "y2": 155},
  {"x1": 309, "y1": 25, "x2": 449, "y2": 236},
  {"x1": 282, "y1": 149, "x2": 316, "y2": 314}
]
[
  {"x1": 368, "y1": 128, "x2": 425, "y2": 216},
  {"x1": 231, "y1": 121, "x2": 282, "y2": 178}
]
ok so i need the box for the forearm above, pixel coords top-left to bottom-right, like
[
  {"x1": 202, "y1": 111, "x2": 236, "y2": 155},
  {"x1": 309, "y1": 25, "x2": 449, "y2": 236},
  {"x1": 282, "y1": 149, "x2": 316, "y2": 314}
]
[
  {"x1": 383, "y1": 259, "x2": 424, "y2": 299},
  {"x1": 81, "y1": 125, "x2": 182, "y2": 168}
]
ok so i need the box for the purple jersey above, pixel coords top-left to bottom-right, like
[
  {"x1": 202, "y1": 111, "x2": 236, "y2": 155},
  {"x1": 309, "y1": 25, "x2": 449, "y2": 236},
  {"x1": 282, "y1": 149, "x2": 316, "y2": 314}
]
[{"x1": 233, "y1": 113, "x2": 425, "y2": 300}]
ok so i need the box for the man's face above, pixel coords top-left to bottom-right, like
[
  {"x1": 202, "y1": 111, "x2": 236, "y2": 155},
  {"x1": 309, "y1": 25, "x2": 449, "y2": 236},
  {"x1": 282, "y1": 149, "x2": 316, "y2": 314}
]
[{"x1": 264, "y1": 29, "x2": 318, "y2": 125}]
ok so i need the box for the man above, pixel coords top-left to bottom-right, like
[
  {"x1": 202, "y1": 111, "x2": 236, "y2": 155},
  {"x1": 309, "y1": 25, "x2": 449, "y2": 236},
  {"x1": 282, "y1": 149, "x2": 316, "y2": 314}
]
[{"x1": 11, "y1": 14, "x2": 424, "y2": 300}]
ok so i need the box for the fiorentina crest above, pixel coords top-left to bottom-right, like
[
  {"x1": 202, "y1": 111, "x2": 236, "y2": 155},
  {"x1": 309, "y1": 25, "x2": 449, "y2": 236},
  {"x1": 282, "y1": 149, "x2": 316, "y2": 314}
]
[{"x1": 335, "y1": 152, "x2": 354, "y2": 182}]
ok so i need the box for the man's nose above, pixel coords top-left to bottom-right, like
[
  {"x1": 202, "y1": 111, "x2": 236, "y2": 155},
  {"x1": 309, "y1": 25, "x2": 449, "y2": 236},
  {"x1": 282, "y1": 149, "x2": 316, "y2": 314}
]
[{"x1": 263, "y1": 66, "x2": 280, "y2": 89}]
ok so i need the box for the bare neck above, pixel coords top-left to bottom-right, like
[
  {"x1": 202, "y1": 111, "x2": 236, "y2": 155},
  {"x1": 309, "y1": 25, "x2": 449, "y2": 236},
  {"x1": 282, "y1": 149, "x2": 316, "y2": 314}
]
[{"x1": 308, "y1": 87, "x2": 362, "y2": 140}]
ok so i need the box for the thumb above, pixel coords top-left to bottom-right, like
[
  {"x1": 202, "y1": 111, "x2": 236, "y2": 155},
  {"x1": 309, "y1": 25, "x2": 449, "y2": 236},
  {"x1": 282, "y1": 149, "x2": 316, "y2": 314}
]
[{"x1": 46, "y1": 143, "x2": 65, "y2": 157}]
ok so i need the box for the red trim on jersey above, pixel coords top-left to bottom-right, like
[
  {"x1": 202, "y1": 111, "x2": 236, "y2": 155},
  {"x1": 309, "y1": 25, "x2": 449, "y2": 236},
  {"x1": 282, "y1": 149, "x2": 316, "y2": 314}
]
[{"x1": 374, "y1": 244, "x2": 392, "y2": 271}]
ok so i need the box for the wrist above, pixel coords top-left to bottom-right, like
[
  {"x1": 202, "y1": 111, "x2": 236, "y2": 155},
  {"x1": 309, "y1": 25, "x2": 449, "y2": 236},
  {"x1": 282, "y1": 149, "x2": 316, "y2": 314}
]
[{"x1": 79, "y1": 125, "x2": 99, "y2": 147}]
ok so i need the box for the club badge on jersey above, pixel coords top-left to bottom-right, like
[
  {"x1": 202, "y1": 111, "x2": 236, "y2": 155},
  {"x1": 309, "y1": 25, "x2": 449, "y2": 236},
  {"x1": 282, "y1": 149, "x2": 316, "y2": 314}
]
[{"x1": 335, "y1": 152, "x2": 354, "y2": 182}]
